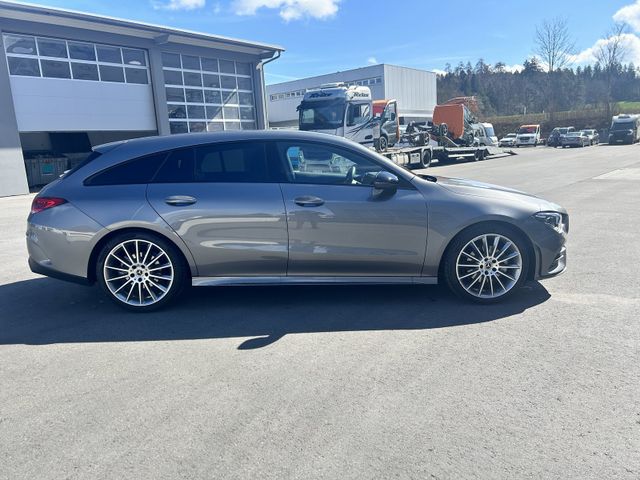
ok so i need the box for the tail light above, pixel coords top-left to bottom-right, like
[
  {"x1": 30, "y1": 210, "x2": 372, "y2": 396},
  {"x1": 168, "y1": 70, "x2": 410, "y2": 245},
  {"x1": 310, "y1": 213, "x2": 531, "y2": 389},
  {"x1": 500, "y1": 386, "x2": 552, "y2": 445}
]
[{"x1": 31, "y1": 197, "x2": 67, "y2": 214}]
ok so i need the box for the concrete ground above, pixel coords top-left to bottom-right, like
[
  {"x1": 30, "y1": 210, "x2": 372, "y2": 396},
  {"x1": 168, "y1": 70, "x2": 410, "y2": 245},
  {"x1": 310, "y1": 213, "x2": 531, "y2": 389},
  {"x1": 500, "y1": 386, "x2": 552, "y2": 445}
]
[{"x1": 1, "y1": 144, "x2": 639, "y2": 479}]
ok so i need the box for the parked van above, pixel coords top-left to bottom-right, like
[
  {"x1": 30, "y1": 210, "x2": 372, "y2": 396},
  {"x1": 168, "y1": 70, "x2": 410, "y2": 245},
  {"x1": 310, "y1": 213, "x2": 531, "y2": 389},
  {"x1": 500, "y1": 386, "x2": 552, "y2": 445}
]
[
  {"x1": 479, "y1": 123, "x2": 499, "y2": 146},
  {"x1": 515, "y1": 124, "x2": 541, "y2": 147},
  {"x1": 608, "y1": 114, "x2": 640, "y2": 144}
]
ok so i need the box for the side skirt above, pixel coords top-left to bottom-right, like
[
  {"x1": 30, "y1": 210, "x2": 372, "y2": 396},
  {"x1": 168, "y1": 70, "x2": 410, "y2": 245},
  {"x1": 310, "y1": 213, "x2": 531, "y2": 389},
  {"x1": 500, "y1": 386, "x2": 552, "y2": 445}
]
[{"x1": 192, "y1": 276, "x2": 438, "y2": 287}]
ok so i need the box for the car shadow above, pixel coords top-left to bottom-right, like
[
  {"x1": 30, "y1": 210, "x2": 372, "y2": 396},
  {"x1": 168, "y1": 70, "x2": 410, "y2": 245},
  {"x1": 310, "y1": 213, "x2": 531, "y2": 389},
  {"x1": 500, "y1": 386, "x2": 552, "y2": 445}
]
[{"x1": 0, "y1": 278, "x2": 550, "y2": 349}]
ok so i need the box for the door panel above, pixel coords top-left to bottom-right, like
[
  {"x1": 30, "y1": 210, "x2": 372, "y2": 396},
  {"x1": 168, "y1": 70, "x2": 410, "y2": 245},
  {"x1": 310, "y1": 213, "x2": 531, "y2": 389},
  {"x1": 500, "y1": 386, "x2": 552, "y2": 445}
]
[
  {"x1": 147, "y1": 183, "x2": 288, "y2": 277},
  {"x1": 281, "y1": 183, "x2": 428, "y2": 276},
  {"x1": 146, "y1": 142, "x2": 288, "y2": 277}
]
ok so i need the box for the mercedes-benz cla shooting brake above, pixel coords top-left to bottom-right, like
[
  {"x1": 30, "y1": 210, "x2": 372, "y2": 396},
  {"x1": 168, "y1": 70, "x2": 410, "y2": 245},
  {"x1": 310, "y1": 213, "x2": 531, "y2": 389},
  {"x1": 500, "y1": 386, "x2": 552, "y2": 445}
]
[{"x1": 27, "y1": 131, "x2": 568, "y2": 311}]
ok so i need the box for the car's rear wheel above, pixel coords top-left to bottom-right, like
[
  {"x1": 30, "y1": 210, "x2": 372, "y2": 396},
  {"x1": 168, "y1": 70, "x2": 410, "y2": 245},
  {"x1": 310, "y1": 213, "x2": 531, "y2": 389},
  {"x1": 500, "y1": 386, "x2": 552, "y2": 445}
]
[
  {"x1": 443, "y1": 225, "x2": 529, "y2": 303},
  {"x1": 97, "y1": 232, "x2": 188, "y2": 311}
]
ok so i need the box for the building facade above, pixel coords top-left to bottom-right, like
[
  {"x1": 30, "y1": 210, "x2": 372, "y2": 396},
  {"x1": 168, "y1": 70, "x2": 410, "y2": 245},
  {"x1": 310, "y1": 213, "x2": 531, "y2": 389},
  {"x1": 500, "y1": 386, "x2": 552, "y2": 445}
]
[
  {"x1": 0, "y1": 1, "x2": 282, "y2": 196},
  {"x1": 267, "y1": 64, "x2": 437, "y2": 128}
]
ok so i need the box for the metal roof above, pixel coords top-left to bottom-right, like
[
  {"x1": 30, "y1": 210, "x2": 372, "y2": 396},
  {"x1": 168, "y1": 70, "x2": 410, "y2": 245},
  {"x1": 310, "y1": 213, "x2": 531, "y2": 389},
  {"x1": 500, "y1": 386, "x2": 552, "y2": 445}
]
[{"x1": 0, "y1": 0, "x2": 284, "y2": 56}]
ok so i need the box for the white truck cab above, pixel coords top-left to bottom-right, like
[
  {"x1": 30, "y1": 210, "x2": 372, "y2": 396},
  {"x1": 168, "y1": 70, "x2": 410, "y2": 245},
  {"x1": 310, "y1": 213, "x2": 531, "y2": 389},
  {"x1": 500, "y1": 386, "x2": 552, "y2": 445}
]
[{"x1": 298, "y1": 83, "x2": 377, "y2": 146}]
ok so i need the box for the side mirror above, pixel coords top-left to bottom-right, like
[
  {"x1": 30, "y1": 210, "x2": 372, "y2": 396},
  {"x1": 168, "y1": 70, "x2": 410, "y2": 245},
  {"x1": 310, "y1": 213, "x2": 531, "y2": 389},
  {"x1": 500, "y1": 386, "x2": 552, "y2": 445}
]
[{"x1": 373, "y1": 171, "x2": 399, "y2": 191}]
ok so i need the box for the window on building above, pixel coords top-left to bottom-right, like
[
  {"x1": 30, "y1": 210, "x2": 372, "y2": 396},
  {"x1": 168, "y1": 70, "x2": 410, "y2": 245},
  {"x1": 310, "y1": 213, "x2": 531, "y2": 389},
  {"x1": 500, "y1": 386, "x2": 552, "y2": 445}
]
[
  {"x1": 71, "y1": 62, "x2": 99, "y2": 81},
  {"x1": 41, "y1": 60, "x2": 71, "y2": 79},
  {"x1": 3, "y1": 34, "x2": 149, "y2": 85},
  {"x1": 99, "y1": 65, "x2": 125, "y2": 83},
  {"x1": 37, "y1": 38, "x2": 67, "y2": 58},
  {"x1": 163, "y1": 53, "x2": 258, "y2": 134}
]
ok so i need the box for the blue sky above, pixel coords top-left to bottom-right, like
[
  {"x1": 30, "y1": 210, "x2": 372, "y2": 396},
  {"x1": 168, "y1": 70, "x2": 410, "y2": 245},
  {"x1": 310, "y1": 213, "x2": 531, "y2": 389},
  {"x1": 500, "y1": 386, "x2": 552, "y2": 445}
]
[{"x1": 12, "y1": 0, "x2": 640, "y2": 83}]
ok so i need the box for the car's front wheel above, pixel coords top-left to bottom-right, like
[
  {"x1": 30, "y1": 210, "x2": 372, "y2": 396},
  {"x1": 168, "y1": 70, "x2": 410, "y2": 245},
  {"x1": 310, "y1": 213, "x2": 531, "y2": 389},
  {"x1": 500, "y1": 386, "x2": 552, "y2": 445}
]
[
  {"x1": 96, "y1": 232, "x2": 188, "y2": 311},
  {"x1": 443, "y1": 225, "x2": 529, "y2": 303}
]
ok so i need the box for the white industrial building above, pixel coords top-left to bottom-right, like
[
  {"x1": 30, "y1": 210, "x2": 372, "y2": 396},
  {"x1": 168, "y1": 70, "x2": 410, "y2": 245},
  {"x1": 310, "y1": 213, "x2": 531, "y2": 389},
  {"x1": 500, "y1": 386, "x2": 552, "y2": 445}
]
[
  {"x1": 0, "y1": 1, "x2": 283, "y2": 196},
  {"x1": 267, "y1": 64, "x2": 437, "y2": 128}
]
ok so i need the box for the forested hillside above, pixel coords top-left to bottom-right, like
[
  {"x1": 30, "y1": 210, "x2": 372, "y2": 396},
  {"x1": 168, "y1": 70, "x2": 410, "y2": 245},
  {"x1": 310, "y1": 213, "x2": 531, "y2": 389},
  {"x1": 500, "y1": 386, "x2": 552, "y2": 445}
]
[{"x1": 437, "y1": 58, "x2": 640, "y2": 117}]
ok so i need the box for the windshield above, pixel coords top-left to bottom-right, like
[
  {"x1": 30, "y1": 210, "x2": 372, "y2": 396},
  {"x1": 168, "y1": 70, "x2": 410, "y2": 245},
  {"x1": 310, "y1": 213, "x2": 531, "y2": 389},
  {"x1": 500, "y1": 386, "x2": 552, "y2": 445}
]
[
  {"x1": 611, "y1": 121, "x2": 634, "y2": 131},
  {"x1": 518, "y1": 126, "x2": 537, "y2": 134},
  {"x1": 567, "y1": 132, "x2": 580, "y2": 137},
  {"x1": 484, "y1": 126, "x2": 495, "y2": 137},
  {"x1": 299, "y1": 100, "x2": 345, "y2": 130}
]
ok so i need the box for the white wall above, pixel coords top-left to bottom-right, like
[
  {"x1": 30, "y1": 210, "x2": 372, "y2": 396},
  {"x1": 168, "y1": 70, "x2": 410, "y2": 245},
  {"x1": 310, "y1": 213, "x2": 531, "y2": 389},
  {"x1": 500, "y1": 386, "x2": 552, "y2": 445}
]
[
  {"x1": 383, "y1": 65, "x2": 437, "y2": 120},
  {"x1": 10, "y1": 77, "x2": 157, "y2": 132}
]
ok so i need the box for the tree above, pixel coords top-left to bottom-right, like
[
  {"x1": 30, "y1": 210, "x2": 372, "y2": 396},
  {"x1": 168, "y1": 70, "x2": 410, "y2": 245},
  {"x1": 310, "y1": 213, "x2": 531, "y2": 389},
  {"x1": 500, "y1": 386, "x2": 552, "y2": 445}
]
[
  {"x1": 534, "y1": 17, "x2": 575, "y2": 72},
  {"x1": 595, "y1": 23, "x2": 629, "y2": 117},
  {"x1": 534, "y1": 17, "x2": 575, "y2": 116}
]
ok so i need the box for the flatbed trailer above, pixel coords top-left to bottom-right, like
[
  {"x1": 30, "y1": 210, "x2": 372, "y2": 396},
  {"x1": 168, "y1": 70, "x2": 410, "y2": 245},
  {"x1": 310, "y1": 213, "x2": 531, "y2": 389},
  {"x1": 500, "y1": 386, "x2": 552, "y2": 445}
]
[{"x1": 378, "y1": 144, "x2": 510, "y2": 169}]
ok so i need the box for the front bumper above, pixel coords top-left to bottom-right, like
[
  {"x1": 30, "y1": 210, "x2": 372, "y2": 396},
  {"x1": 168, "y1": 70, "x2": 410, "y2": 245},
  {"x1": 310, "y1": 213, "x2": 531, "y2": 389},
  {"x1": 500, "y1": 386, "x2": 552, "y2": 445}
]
[
  {"x1": 522, "y1": 215, "x2": 568, "y2": 280},
  {"x1": 538, "y1": 246, "x2": 567, "y2": 279},
  {"x1": 609, "y1": 134, "x2": 633, "y2": 144}
]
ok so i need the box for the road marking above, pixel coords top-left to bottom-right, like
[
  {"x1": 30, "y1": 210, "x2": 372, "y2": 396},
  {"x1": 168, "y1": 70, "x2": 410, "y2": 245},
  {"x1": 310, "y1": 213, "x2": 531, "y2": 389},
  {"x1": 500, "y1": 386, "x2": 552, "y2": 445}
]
[{"x1": 594, "y1": 168, "x2": 640, "y2": 180}]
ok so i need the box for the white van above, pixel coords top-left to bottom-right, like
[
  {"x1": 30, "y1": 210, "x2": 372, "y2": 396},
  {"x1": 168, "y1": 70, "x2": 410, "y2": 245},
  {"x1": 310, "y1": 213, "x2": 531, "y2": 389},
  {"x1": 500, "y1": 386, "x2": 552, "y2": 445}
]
[
  {"x1": 479, "y1": 123, "x2": 499, "y2": 146},
  {"x1": 515, "y1": 124, "x2": 541, "y2": 147}
]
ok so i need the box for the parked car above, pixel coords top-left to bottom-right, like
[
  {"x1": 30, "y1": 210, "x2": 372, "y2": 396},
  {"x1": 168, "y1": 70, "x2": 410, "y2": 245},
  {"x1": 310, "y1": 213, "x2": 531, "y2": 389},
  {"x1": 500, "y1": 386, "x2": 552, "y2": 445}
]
[
  {"x1": 581, "y1": 129, "x2": 600, "y2": 145},
  {"x1": 547, "y1": 127, "x2": 575, "y2": 147},
  {"x1": 515, "y1": 124, "x2": 541, "y2": 147},
  {"x1": 561, "y1": 131, "x2": 590, "y2": 148},
  {"x1": 498, "y1": 133, "x2": 517, "y2": 147},
  {"x1": 27, "y1": 130, "x2": 568, "y2": 311}
]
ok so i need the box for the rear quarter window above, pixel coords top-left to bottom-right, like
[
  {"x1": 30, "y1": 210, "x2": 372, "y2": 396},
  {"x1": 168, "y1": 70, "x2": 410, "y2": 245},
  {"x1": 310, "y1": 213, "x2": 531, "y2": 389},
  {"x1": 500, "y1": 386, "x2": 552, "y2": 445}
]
[{"x1": 84, "y1": 152, "x2": 168, "y2": 186}]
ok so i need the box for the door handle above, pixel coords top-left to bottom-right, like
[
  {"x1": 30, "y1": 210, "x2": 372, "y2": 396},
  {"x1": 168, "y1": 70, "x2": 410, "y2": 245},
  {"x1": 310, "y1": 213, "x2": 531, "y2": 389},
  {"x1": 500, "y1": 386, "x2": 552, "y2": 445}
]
[
  {"x1": 294, "y1": 196, "x2": 325, "y2": 207},
  {"x1": 165, "y1": 195, "x2": 197, "y2": 206}
]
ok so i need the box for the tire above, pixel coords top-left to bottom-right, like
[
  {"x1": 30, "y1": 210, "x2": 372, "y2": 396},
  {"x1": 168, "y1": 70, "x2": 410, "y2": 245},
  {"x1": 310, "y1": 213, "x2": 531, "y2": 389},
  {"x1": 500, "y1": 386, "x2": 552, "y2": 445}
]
[
  {"x1": 442, "y1": 224, "x2": 530, "y2": 304},
  {"x1": 377, "y1": 135, "x2": 388, "y2": 153},
  {"x1": 473, "y1": 150, "x2": 481, "y2": 162},
  {"x1": 96, "y1": 231, "x2": 189, "y2": 312},
  {"x1": 420, "y1": 149, "x2": 432, "y2": 168}
]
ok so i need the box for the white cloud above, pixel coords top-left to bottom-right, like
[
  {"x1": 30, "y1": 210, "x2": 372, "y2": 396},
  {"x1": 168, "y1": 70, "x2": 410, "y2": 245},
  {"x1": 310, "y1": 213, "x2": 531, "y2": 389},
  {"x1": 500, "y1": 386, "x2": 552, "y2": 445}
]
[
  {"x1": 154, "y1": 0, "x2": 206, "y2": 10},
  {"x1": 431, "y1": 68, "x2": 447, "y2": 75},
  {"x1": 503, "y1": 64, "x2": 524, "y2": 73},
  {"x1": 367, "y1": 56, "x2": 378, "y2": 65},
  {"x1": 570, "y1": 33, "x2": 640, "y2": 65},
  {"x1": 614, "y1": 0, "x2": 640, "y2": 32},
  {"x1": 233, "y1": 0, "x2": 340, "y2": 21}
]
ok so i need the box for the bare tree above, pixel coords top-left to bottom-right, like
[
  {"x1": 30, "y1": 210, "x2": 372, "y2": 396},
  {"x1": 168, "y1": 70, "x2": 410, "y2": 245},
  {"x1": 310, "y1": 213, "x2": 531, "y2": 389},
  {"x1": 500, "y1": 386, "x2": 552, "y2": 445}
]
[
  {"x1": 595, "y1": 23, "x2": 629, "y2": 117},
  {"x1": 534, "y1": 17, "x2": 575, "y2": 72}
]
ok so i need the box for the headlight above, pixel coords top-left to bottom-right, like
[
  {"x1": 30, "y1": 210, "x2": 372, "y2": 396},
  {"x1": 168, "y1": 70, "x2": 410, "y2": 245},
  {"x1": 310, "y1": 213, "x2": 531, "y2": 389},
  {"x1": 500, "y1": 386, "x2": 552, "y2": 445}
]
[{"x1": 534, "y1": 211, "x2": 565, "y2": 233}]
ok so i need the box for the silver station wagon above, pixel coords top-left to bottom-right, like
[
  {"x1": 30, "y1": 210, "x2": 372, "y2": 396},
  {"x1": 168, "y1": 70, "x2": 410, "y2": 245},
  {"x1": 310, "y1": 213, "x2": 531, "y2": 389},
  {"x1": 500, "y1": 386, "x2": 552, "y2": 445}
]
[{"x1": 27, "y1": 130, "x2": 568, "y2": 311}]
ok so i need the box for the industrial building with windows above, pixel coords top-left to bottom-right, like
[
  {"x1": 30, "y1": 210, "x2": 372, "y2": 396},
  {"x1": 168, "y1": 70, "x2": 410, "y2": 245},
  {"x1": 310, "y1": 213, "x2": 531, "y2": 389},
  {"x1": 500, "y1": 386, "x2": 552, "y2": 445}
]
[
  {"x1": 0, "y1": 1, "x2": 282, "y2": 197},
  {"x1": 266, "y1": 64, "x2": 437, "y2": 128}
]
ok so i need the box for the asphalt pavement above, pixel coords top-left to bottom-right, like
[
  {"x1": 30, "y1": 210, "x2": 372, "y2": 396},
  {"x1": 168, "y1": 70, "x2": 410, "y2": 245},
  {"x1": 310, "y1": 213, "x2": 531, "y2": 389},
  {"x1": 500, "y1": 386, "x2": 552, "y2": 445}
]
[{"x1": 1, "y1": 143, "x2": 639, "y2": 479}]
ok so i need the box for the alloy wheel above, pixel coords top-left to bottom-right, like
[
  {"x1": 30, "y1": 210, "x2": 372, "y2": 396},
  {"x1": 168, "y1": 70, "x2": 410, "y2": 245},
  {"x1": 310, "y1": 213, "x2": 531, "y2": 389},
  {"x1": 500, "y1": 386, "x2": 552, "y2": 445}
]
[
  {"x1": 455, "y1": 233, "x2": 522, "y2": 299},
  {"x1": 103, "y1": 239, "x2": 174, "y2": 307}
]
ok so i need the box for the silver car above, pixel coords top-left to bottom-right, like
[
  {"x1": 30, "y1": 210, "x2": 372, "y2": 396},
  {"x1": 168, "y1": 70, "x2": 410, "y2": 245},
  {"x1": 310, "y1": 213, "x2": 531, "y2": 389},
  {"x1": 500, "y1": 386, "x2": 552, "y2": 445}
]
[{"x1": 27, "y1": 131, "x2": 568, "y2": 311}]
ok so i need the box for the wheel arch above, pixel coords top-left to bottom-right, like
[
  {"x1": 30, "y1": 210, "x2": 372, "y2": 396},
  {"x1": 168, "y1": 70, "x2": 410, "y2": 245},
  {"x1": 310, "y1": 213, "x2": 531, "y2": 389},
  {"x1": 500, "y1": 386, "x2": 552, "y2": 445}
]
[
  {"x1": 87, "y1": 227, "x2": 195, "y2": 284},
  {"x1": 437, "y1": 220, "x2": 538, "y2": 282}
]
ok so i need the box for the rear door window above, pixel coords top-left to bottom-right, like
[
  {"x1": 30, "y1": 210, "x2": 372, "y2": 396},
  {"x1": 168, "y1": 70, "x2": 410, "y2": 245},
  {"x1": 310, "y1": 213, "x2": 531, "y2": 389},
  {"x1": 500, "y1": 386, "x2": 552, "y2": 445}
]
[{"x1": 152, "y1": 142, "x2": 280, "y2": 183}]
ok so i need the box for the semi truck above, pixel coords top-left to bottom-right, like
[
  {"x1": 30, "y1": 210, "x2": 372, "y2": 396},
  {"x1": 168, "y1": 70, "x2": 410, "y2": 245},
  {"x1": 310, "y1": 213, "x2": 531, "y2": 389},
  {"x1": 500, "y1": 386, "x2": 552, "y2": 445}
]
[
  {"x1": 608, "y1": 114, "x2": 640, "y2": 144},
  {"x1": 297, "y1": 83, "x2": 505, "y2": 169}
]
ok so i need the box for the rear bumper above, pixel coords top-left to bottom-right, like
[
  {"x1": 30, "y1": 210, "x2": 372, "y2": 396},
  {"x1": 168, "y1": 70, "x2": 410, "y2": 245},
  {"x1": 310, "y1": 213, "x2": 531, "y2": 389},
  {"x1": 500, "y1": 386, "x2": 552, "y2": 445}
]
[{"x1": 29, "y1": 257, "x2": 91, "y2": 285}]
